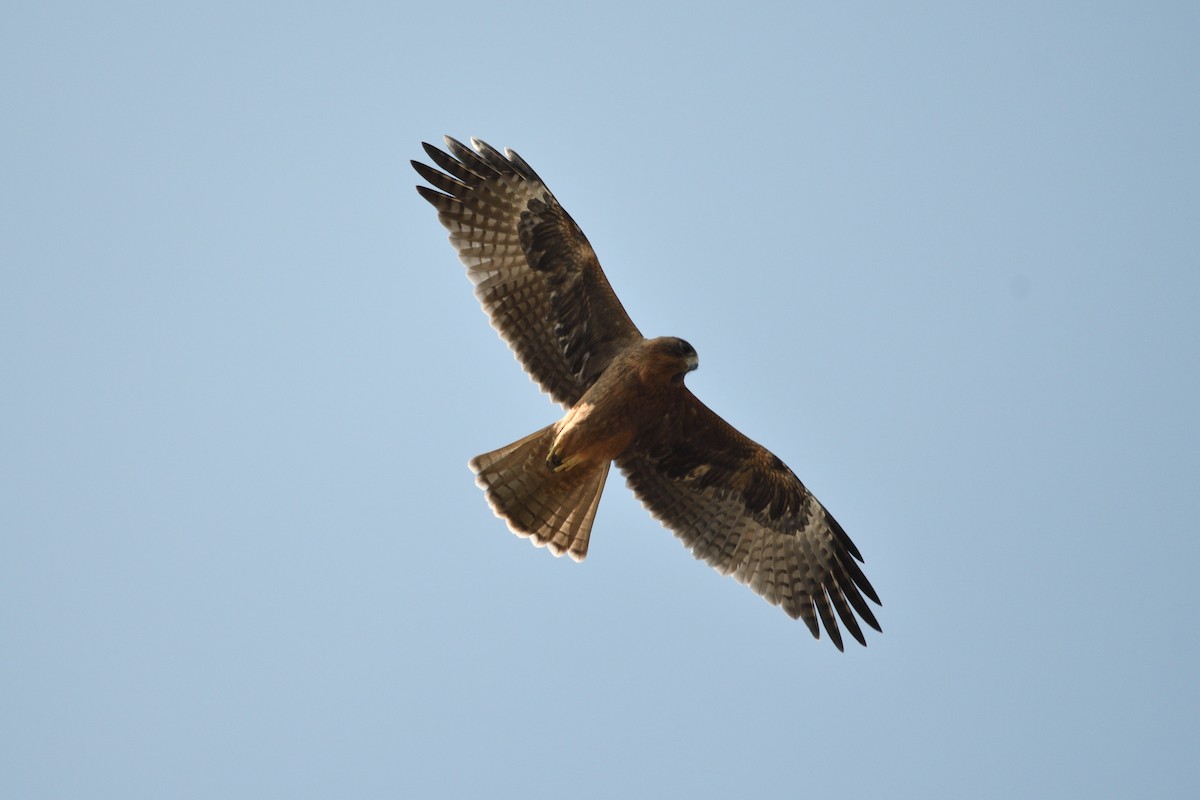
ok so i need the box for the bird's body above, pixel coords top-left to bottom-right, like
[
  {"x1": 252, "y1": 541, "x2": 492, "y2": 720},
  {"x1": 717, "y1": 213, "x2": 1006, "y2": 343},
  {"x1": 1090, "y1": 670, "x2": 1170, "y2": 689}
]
[
  {"x1": 549, "y1": 337, "x2": 697, "y2": 472},
  {"x1": 414, "y1": 137, "x2": 882, "y2": 649},
  {"x1": 472, "y1": 336, "x2": 697, "y2": 563}
]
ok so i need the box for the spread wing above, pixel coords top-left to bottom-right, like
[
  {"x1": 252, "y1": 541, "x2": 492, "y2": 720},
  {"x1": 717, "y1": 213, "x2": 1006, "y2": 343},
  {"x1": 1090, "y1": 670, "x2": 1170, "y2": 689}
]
[
  {"x1": 414, "y1": 136, "x2": 642, "y2": 407},
  {"x1": 617, "y1": 391, "x2": 882, "y2": 650}
]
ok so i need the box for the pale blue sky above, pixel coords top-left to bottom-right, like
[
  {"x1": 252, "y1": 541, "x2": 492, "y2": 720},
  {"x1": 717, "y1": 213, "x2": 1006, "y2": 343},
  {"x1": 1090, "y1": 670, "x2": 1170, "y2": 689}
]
[{"x1": 2, "y1": 2, "x2": 1197, "y2": 798}]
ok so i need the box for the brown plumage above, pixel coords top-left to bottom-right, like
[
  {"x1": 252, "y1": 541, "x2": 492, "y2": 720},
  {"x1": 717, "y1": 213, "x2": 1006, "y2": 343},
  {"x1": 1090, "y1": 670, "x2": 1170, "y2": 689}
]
[{"x1": 414, "y1": 136, "x2": 881, "y2": 649}]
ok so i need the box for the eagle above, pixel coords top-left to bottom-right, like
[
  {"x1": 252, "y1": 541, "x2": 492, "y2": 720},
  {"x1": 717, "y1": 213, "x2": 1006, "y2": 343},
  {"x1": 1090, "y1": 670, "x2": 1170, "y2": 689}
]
[{"x1": 413, "y1": 137, "x2": 881, "y2": 649}]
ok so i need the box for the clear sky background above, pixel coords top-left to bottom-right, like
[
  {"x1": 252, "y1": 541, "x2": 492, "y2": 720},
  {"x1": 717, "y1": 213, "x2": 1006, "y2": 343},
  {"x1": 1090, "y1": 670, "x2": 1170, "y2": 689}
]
[{"x1": 2, "y1": 2, "x2": 1197, "y2": 798}]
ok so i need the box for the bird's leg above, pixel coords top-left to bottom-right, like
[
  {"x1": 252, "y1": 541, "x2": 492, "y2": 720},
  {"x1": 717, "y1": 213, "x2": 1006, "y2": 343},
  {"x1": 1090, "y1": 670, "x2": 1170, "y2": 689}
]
[
  {"x1": 546, "y1": 446, "x2": 582, "y2": 473},
  {"x1": 547, "y1": 402, "x2": 596, "y2": 473}
]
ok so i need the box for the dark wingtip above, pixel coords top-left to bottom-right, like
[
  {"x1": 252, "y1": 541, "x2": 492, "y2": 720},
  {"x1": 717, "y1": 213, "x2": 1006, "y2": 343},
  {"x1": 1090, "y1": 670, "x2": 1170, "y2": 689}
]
[
  {"x1": 414, "y1": 184, "x2": 451, "y2": 205},
  {"x1": 859, "y1": 575, "x2": 882, "y2": 607},
  {"x1": 860, "y1": 605, "x2": 883, "y2": 633},
  {"x1": 504, "y1": 147, "x2": 543, "y2": 182}
]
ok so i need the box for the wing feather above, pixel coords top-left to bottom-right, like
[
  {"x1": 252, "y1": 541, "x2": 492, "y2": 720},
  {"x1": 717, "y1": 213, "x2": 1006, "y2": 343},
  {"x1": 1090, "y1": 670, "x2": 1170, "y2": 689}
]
[
  {"x1": 422, "y1": 141, "x2": 484, "y2": 181},
  {"x1": 617, "y1": 390, "x2": 881, "y2": 650},
  {"x1": 414, "y1": 136, "x2": 642, "y2": 406}
]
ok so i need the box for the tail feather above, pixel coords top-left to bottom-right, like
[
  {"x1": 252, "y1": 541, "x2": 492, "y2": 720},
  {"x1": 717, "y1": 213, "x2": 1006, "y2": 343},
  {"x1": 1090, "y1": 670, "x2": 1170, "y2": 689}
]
[{"x1": 469, "y1": 425, "x2": 609, "y2": 561}]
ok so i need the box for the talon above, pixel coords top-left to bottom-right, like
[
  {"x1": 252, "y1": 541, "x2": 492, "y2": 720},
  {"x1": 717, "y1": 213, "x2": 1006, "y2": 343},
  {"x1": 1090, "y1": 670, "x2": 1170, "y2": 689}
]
[{"x1": 547, "y1": 449, "x2": 581, "y2": 473}]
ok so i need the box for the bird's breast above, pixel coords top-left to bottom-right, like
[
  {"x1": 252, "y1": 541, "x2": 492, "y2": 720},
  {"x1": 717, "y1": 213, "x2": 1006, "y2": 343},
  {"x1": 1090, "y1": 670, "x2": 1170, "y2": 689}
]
[{"x1": 553, "y1": 376, "x2": 672, "y2": 465}]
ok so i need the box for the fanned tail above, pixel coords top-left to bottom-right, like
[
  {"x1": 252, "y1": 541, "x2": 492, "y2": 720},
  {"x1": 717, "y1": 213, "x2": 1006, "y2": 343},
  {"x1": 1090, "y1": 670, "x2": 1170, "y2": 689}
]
[{"x1": 469, "y1": 425, "x2": 609, "y2": 562}]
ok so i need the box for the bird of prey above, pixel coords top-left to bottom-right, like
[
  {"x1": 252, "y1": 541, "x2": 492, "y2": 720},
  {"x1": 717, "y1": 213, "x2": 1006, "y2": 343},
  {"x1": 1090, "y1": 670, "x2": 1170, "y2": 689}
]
[{"x1": 413, "y1": 136, "x2": 881, "y2": 649}]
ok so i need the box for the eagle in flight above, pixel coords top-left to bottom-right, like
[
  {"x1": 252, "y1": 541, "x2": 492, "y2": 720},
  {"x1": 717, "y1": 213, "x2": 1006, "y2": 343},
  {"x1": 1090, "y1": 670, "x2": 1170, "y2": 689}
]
[{"x1": 413, "y1": 137, "x2": 881, "y2": 649}]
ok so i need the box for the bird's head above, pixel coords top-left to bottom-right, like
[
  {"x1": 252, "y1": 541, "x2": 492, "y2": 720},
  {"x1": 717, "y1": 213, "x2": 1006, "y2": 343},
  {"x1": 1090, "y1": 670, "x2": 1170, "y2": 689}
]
[{"x1": 646, "y1": 336, "x2": 699, "y2": 384}]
